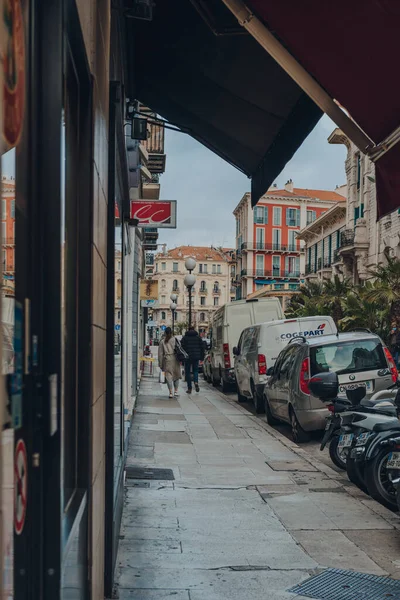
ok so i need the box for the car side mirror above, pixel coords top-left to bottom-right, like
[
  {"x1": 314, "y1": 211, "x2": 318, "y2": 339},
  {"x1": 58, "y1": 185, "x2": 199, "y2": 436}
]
[
  {"x1": 266, "y1": 366, "x2": 274, "y2": 376},
  {"x1": 233, "y1": 346, "x2": 239, "y2": 356},
  {"x1": 308, "y1": 372, "x2": 338, "y2": 400}
]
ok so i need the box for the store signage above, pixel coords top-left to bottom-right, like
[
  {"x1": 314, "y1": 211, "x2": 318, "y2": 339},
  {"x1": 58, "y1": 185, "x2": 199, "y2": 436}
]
[
  {"x1": 141, "y1": 299, "x2": 159, "y2": 308},
  {"x1": 3, "y1": 0, "x2": 25, "y2": 149},
  {"x1": 140, "y1": 279, "x2": 159, "y2": 301},
  {"x1": 130, "y1": 200, "x2": 177, "y2": 228}
]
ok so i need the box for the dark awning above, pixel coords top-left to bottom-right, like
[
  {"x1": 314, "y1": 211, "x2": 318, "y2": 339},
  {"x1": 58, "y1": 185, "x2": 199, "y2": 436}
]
[
  {"x1": 245, "y1": 0, "x2": 400, "y2": 217},
  {"x1": 127, "y1": 0, "x2": 322, "y2": 201}
]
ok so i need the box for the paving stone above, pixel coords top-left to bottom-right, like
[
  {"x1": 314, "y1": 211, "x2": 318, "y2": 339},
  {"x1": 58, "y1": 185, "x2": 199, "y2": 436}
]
[
  {"x1": 344, "y1": 529, "x2": 400, "y2": 578},
  {"x1": 118, "y1": 591, "x2": 190, "y2": 600},
  {"x1": 133, "y1": 432, "x2": 191, "y2": 445},
  {"x1": 265, "y1": 460, "x2": 317, "y2": 472}
]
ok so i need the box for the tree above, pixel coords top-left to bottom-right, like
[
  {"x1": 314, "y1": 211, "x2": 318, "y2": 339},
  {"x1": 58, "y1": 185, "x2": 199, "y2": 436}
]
[
  {"x1": 340, "y1": 283, "x2": 390, "y2": 341},
  {"x1": 365, "y1": 250, "x2": 400, "y2": 326},
  {"x1": 322, "y1": 275, "x2": 352, "y2": 325},
  {"x1": 286, "y1": 281, "x2": 325, "y2": 317},
  {"x1": 174, "y1": 321, "x2": 189, "y2": 335}
]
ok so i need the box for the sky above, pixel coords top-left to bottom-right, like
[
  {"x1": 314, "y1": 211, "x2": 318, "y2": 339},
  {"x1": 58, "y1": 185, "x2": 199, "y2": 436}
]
[{"x1": 159, "y1": 114, "x2": 347, "y2": 250}]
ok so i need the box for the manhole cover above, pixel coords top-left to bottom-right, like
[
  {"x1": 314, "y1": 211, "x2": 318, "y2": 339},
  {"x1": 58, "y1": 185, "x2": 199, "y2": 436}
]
[
  {"x1": 289, "y1": 568, "x2": 400, "y2": 599},
  {"x1": 125, "y1": 467, "x2": 174, "y2": 480}
]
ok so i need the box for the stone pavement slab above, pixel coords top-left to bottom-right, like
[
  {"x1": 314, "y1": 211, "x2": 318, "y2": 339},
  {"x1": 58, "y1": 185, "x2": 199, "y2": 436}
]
[{"x1": 113, "y1": 376, "x2": 400, "y2": 599}]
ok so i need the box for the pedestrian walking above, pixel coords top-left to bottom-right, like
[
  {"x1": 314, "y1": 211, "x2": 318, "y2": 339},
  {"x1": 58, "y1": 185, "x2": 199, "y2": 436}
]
[
  {"x1": 158, "y1": 327, "x2": 181, "y2": 399},
  {"x1": 181, "y1": 326, "x2": 205, "y2": 394}
]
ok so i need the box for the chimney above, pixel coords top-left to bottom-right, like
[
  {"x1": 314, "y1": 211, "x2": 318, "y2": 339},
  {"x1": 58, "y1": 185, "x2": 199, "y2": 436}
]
[{"x1": 284, "y1": 179, "x2": 294, "y2": 193}]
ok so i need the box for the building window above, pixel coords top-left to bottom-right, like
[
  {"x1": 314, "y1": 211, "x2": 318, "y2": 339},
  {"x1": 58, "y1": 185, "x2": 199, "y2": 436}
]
[
  {"x1": 173, "y1": 279, "x2": 179, "y2": 291},
  {"x1": 254, "y1": 206, "x2": 268, "y2": 224},
  {"x1": 256, "y1": 283, "x2": 265, "y2": 290},
  {"x1": 285, "y1": 256, "x2": 300, "y2": 276},
  {"x1": 256, "y1": 227, "x2": 265, "y2": 249},
  {"x1": 256, "y1": 254, "x2": 264, "y2": 276},
  {"x1": 200, "y1": 280, "x2": 206, "y2": 292},
  {"x1": 2, "y1": 200, "x2": 6, "y2": 220},
  {"x1": 214, "y1": 297, "x2": 219, "y2": 306},
  {"x1": 272, "y1": 255, "x2": 280, "y2": 276},
  {"x1": 199, "y1": 264, "x2": 203, "y2": 273},
  {"x1": 274, "y1": 284, "x2": 284, "y2": 290},
  {"x1": 273, "y1": 206, "x2": 281, "y2": 226},
  {"x1": 212, "y1": 264, "x2": 216, "y2": 274},
  {"x1": 1, "y1": 222, "x2": 6, "y2": 241},
  {"x1": 161, "y1": 295, "x2": 166, "y2": 304},
  {"x1": 200, "y1": 312, "x2": 206, "y2": 322},
  {"x1": 161, "y1": 262, "x2": 166, "y2": 271},
  {"x1": 173, "y1": 262, "x2": 178, "y2": 272},
  {"x1": 213, "y1": 281, "x2": 220, "y2": 293},
  {"x1": 161, "y1": 311, "x2": 166, "y2": 320},
  {"x1": 161, "y1": 279, "x2": 166, "y2": 288},
  {"x1": 288, "y1": 230, "x2": 297, "y2": 252},
  {"x1": 306, "y1": 210, "x2": 316, "y2": 225},
  {"x1": 286, "y1": 208, "x2": 300, "y2": 227},
  {"x1": 289, "y1": 283, "x2": 299, "y2": 291},
  {"x1": 203, "y1": 264, "x2": 208, "y2": 274},
  {"x1": 217, "y1": 264, "x2": 221, "y2": 274},
  {"x1": 272, "y1": 229, "x2": 281, "y2": 250},
  {"x1": 200, "y1": 296, "x2": 206, "y2": 306},
  {"x1": 11, "y1": 200, "x2": 15, "y2": 219}
]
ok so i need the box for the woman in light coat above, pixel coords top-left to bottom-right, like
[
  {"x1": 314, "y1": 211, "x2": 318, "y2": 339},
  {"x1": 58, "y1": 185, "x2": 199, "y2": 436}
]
[{"x1": 158, "y1": 327, "x2": 181, "y2": 398}]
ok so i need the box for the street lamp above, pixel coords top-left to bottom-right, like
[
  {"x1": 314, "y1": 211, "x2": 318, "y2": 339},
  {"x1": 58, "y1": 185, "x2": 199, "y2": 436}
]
[
  {"x1": 170, "y1": 293, "x2": 177, "y2": 334},
  {"x1": 184, "y1": 257, "x2": 196, "y2": 329}
]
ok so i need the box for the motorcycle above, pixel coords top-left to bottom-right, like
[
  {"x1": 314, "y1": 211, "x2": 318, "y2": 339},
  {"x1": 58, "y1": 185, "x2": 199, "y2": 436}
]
[
  {"x1": 359, "y1": 431, "x2": 400, "y2": 511},
  {"x1": 320, "y1": 382, "x2": 400, "y2": 472}
]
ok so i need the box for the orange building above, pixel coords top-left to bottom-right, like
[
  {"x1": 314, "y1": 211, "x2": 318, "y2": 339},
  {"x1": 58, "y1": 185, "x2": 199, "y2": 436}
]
[
  {"x1": 234, "y1": 180, "x2": 346, "y2": 308},
  {"x1": 1, "y1": 177, "x2": 16, "y2": 296}
]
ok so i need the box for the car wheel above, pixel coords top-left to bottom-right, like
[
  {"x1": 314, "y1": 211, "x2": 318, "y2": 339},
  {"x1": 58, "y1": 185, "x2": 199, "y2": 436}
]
[
  {"x1": 289, "y1": 407, "x2": 310, "y2": 443},
  {"x1": 346, "y1": 456, "x2": 368, "y2": 494},
  {"x1": 212, "y1": 373, "x2": 220, "y2": 387},
  {"x1": 364, "y1": 448, "x2": 399, "y2": 511},
  {"x1": 222, "y1": 379, "x2": 230, "y2": 393},
  {"x1": 264, "y1": 393, "x2": 280, "y2": 425},
  {"x1": 251, "y1": 380, "x2": 264, "y2": 414},
  {"x1": 329, "y1": 435, "x2": 347, "y2": 471}
]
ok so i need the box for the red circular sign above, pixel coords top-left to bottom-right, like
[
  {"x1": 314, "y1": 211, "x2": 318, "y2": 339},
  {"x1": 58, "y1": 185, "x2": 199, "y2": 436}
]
[
  {"x1": 14, "y1": 439, "x2": 27, "y2": 535},
  {"x1": 3, "y1": 0, "x2": 25, "y2": 148}
]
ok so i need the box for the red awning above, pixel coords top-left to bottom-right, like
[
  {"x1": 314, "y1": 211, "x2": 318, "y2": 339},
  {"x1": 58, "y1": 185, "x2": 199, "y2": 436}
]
[{"x1": 246, "y1": 0, "x2": 400, "y2": 217}]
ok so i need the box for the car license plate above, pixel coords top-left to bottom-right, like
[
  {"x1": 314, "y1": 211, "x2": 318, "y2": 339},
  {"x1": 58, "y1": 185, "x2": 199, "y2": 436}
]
[
  {"x1": 338, "y1": 433, "x2": 354, "y2": 448},
  {"x1": 356, "y1": 432, "x2": 372, "y2": 446},
  {"x1": 387, "y1": 452, "x2": 400, "y2": 469},
  {"x1": 338, "y1": 380, "x2": 372, "y2": 397}
]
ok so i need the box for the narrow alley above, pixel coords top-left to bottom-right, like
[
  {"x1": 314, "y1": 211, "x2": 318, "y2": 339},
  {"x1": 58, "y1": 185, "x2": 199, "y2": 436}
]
[{"x1": 114, "y1": 377, "x2": 400, "y2": 599}]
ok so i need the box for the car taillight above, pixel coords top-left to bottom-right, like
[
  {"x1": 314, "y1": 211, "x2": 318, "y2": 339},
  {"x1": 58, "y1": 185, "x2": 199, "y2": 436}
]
[
  {"x1": 223, "y1": 343, "x2": 231, "y2": 369},
  {"x1": 327, "y1": 404, "x2": 334, "y2": 413},
  {"x1": 300, "y1": 358, "x2": 310, "y2": 395},
  {"x1": 384, "y1": 347, "x2": 398, "y2": 383},
  {"x1": 258, "y1": 354, "x2": 267, "y2": 375}
]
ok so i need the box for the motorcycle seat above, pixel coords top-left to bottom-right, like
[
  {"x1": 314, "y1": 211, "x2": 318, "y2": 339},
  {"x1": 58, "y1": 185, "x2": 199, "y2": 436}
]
[
  {"x1": 373, "y1": 419, "x2": 400, "y2": 432},
  {"x1": 360, "y1": 398, "x2": 394, "y2": 407}
]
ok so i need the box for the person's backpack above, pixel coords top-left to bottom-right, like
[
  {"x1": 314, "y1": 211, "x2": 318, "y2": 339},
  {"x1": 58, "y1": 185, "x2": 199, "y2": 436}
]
[{"x1": 175, "y1": 338, "x2": 189, "y2": 362}]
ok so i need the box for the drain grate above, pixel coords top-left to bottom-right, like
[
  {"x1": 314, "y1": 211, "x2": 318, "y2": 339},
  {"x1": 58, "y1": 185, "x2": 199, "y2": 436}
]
[
  {"x1": 289, "y1": 568, "x2": 400, "y2": 599},
  {"x1": 125, "y1": 467, "x2": 175, "y2": 480},
  {"x1": 126, "y1": 481, "x2": 150, "y2": 488}
]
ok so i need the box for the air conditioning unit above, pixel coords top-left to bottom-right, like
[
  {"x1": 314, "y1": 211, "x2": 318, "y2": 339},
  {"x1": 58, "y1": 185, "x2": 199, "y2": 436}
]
[{"x1": 125, "y1": 0, "x2": 155, "y2": 21}]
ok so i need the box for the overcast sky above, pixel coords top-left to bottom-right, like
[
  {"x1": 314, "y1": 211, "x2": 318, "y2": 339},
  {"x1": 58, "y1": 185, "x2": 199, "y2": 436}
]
[{"x1": 159, "y1": 114, "x2": 347, "y2": 250}]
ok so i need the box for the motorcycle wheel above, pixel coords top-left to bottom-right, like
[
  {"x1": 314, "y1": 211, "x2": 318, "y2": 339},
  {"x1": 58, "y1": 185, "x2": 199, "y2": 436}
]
[
  {"x1": 346, "y1": 456, "x2": 368, "y2": 494},
  {"x1": 365, "y1": 448, "x2": 399, "y2": 512},
  {"x1": 397, "y1": 483, "x2": 400, "y2": 512},
  {"x1": 328, "y1": 436, "x2": 347, "y2": 471}
]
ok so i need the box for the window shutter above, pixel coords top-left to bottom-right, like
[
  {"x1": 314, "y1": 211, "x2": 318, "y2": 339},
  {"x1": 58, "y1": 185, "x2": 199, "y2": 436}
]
[
  {"x1": 296, "y1": 209, "x2": 300, "y2": 226},
  {"x1": 286, "y1": 208, "x2": 290, "y2": 224},
  {"x1": 285, "y1": 256, "x2": 289, "y2": 272},
  {"x1": 253, "y1": 209, "x2": 257, "y2": 223},
  {"x1": 264, "y1": 207, "x2": 268, "y2": 224}
]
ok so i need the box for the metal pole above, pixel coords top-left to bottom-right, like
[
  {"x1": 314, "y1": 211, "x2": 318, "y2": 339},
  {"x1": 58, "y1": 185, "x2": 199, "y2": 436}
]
[
  {"x1": 172, "y1": 310, "x2": 175, "y2": 335},
  {"x1": 188, "y1": 287, "x2": 192, "y2": 329}
]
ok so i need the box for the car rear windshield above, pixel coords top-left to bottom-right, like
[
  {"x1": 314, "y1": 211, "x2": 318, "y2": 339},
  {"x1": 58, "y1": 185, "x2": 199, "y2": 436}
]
[{"x1": 310, "y1": 338, "x2": 387, "y2": 376}]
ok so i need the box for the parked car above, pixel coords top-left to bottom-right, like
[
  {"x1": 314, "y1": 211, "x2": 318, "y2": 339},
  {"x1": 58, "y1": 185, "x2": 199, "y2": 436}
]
[
  {"x1": 233, "y1": 316, "x2": 337, "y2": 413},
  {"x1": 264, "y1": 331, "x2": 397, "y2": 443},
  {"x1": 203, "y1": 351, "x2": 212, "y2": 383},
  {"x1": 209, "y1": 298, "x2": 284, "y2": 392}
]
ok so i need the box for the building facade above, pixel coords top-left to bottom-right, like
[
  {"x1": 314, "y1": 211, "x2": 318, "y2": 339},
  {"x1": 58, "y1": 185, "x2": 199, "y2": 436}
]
[
  {"x1": 1, "y1": 177, "x2": 15, "y2": 296},
  {"x1": 152, "y1": 246, "x2": 235, "y2": 335},
  {"x1": 234, "y1": 182, "x2": 346, "y2": 307},
  {"x1": 299, "y1": 129, "x2": 400, "y2": 285}
]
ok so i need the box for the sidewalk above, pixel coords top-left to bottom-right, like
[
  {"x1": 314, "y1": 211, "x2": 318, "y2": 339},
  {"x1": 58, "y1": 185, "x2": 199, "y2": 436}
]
[{"x1": 114, "y1": 376, "x2": 400, "y2": 599}]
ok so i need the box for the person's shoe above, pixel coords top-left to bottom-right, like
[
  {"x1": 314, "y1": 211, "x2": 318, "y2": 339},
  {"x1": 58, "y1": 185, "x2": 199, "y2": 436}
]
[
  {"x1": 195, "y1": 383, "x2": 200, "y2": 393},
  {"x1": 186, "y1": 388, "x2": 192, "y2": 394},
  {"x1": 169, "y1": 393, "x2": 173, "y2": 399},
  {"x1": 174, "y1": 390, "x2": 179, "y2": 397}
]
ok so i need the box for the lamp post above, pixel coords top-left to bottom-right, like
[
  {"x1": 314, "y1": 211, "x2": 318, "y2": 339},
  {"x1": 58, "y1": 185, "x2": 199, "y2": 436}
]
[
  {"x1": 184, "y1": 257, "x2": 196, "y2": 329},
  {"x1": 170, "y1": 293, "x2": 177, "y2": 335}
]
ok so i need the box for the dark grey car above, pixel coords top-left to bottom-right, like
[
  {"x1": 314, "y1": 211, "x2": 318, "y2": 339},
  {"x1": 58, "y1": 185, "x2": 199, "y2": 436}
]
[{"x1": 264, "y1": 332, "x2": 396, "y2": 443}]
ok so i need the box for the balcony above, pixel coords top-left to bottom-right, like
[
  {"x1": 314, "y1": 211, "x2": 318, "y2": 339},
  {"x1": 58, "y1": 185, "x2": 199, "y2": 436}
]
[
  {"x1": 2, "y1": 238, "x2": 15, "y2": 246},
  {"x1": 340, "y1": 229, "x2": 355, "y2": 248},
  {"x1": 172, "y1": 287, "x2": 180, "y2": 294},
  {"x1": 241, "y1": 242, "x2": 303, "y2": 253},
  {"x1": 242, "y1": 269, "x2": 301, "y2": 279},
  {"x1": 213, "y1": 288, "x2": 221, "y2": 295},
  {"x1": 333, "y1": 249, "x2": 342, "y2": 264},
  {"x1": 199, "y1": 287, "x2": 208, "y2": 295}
]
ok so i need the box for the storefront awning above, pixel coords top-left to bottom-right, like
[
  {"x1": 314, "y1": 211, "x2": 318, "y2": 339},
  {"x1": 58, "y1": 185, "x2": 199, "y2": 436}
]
[
  {"x1": 127, "y1": 0, "x2": 322, "y2": 202},
  {"x1": 238, "y1": 0, "x2": 400, "y2": 217}
]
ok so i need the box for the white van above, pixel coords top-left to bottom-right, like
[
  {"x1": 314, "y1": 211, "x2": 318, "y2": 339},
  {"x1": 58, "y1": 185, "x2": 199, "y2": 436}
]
[
  {"x1": 233, "y1": 316, "x2": 337, "y2": 412},
  {"x1": 209, "y1": 298, "x2": 284, "y2": 392}
]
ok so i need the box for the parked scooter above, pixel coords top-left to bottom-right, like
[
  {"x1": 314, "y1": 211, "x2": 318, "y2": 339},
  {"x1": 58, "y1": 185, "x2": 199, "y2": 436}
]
[{"x1": 320, "y1": 381, "x2": 400, "y2": 471}]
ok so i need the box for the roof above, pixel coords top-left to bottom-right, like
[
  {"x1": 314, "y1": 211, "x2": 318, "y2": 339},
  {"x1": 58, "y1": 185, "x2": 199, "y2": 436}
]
[
  {"x1": 297, "y1": 203, "x2": 346, "y2": 240},
  {"x1": 159, "y1": 246, "x2": 228, "y2": 262},
  {"x1": 266, "y1": 188, "x2": 346, "y2": 202}
]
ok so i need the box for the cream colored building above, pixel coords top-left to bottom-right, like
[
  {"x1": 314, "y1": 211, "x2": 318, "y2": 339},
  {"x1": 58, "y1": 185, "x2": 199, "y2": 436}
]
[
  {"x1": 299, "y1": 128, "x2": 400, "y2": 284},
  {"x1": 152, "y1": 246, "x2": 235, "y2": 334}
]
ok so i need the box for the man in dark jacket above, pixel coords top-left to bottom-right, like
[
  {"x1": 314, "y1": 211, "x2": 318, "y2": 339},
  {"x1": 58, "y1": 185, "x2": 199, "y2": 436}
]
[{"x1": 181, "y1": 327, "x2": 205, "y2": 394}]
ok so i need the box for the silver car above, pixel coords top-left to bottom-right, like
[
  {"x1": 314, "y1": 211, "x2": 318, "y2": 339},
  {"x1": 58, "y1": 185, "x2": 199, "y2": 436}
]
[{"x1": 264, "y1": 331, "x2": 396, "y2": 443}]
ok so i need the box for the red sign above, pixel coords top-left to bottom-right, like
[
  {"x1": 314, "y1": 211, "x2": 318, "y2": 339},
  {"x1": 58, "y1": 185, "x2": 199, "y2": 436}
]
[
  {"x1": 130, "y1": 200, "x2": 177, "y2": 229},
  {"x1": 14, "y1": 439, "x2": 27, "y2": 535},
  {"x1": 3, "y1": 0, "x2": 25, "y2": 149}
]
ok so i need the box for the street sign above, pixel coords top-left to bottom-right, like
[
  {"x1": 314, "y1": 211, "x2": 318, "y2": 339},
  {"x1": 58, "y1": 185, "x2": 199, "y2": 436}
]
[
  {"x1": 141, "y1": 299, "x2": 159, "y2": 308},
  {"x1": 115, "y1": 325, "x2": 121, "y2": 331},
  {"x1": 130, "y1": 200, "x2": 177, "y2": 228},
  {"x1": 147, "y1": 320, "x2": 156, "y2": 327},
  {"x1": 161, "y1": 325, "x2": 166, "y2": 331}
]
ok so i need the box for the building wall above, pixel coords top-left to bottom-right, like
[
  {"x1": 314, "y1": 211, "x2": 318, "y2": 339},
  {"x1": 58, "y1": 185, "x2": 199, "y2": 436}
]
[
  {"x1": 76, "y1": 1, "x2": 110, "y2": 597},
  {"x1": 1, "y1": 178, "x2": 15, "y2": 295},
  {"x1": 152, "y1": 249, "x2": 234, "y2": 334}
]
